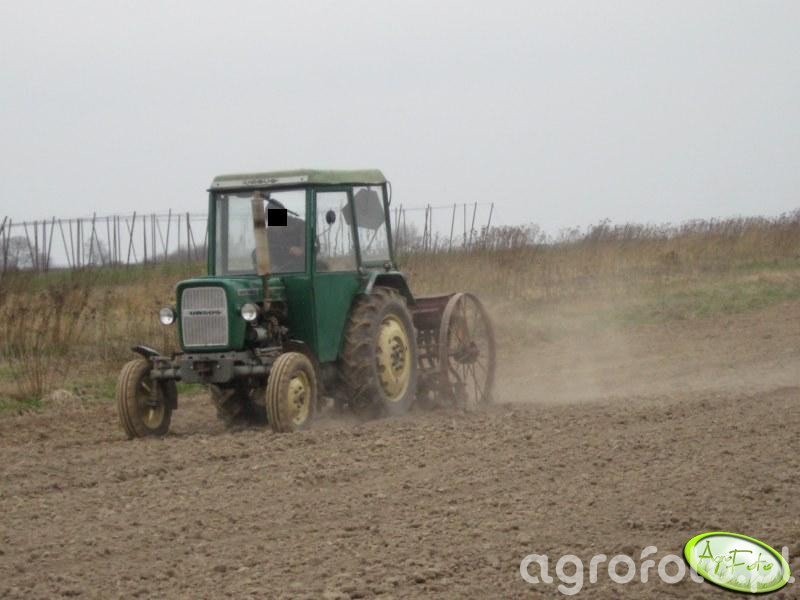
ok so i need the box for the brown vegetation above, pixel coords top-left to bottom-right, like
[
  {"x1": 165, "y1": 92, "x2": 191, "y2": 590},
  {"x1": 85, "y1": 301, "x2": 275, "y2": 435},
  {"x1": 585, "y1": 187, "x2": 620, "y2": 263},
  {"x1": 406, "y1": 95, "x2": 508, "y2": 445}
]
[{"x1": 0, "y1": 212, "x2": 798, "y2": 408}]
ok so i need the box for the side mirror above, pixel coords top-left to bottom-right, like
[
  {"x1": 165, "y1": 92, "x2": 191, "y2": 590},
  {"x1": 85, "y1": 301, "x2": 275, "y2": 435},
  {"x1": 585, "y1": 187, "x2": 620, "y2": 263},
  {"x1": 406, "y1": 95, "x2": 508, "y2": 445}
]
[
  {"x1": 347, "y1": 188, "x2": 385, "y2": 229},
  {"x1": 325, "y1": 209, "x2": 336, "y2": 225}
]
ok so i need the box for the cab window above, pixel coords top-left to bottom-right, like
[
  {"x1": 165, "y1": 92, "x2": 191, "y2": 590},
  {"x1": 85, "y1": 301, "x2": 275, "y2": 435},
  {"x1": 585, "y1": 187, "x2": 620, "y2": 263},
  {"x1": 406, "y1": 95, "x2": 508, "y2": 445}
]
[
  {"x1": 214, "y1": 190, "x2": 306, "y2": 274},
  {"x1": 315, "y1": 191, "x2": 357, "y2": 272}
]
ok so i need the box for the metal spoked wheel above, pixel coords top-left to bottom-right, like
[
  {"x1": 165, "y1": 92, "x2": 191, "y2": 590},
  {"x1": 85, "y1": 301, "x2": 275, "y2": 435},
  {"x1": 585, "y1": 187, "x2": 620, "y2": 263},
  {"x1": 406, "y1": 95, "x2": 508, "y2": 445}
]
[{"x1": 438, "y1": 293, "x2": 496, "y2": 410}]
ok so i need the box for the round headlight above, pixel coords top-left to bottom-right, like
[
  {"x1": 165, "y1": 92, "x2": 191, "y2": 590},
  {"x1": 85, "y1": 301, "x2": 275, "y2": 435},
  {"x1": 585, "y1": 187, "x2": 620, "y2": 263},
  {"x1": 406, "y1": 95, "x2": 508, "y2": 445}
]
[
  {"x1": 158, "y1": 306, "x2": 176, "y2": 326},
  {"x1": 240, "y1": 303, "x2": 259, "y2": 322}
]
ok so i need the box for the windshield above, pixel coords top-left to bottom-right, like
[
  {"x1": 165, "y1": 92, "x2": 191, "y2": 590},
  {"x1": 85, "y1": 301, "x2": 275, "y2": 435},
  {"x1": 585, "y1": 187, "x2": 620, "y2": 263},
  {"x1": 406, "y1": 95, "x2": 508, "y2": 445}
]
[{"x1": 214, "y1": 190, "x2": 306, "y2": 275}]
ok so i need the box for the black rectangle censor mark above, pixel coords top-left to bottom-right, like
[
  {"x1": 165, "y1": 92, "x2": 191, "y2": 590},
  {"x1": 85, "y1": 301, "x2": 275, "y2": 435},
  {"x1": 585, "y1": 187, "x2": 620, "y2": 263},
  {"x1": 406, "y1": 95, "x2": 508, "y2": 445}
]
[{"x1": 267, "y1": 208, "x2": 287, "y2": 226}]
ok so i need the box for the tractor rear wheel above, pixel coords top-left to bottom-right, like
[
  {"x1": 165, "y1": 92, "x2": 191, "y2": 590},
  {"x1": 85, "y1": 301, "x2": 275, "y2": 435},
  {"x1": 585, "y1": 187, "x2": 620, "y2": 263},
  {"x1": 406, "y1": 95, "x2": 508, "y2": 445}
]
[
  {"x1": 266, "y1": 352, "x2": 317, "y2": 433},
  {"x1": 210, "y1": 381, "x2": 266, "y2": 427},
  {"x1": 116, "y1": 358, "x2": 175, "y2": 439},
  {"x1": 340, "y1": 286, "x2": 418, "y2": 416}
]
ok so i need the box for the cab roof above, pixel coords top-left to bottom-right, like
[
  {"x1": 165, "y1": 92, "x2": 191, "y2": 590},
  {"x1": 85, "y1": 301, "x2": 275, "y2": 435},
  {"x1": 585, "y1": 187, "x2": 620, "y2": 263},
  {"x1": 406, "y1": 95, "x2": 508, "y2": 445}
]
[{"x1": 210, "y1": 169, "x2": 387, "y2": 191}]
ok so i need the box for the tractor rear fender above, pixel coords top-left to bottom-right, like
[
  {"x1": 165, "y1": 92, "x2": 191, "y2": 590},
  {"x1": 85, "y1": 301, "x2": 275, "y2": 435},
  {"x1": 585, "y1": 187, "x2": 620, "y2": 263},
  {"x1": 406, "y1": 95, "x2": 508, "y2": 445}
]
[{"x1": 362, "y1": 272, "x2": 415, "y2": 305}]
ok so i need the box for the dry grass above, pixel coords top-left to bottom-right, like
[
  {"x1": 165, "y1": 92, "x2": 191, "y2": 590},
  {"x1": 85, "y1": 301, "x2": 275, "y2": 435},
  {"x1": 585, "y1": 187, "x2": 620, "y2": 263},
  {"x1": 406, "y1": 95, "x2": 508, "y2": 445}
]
[
  {"x1": 0, "y1": 262, "x2": 200, "y2": 406},
  {"x1": 0, "y1": 212, "x2": 798, "y2": 410},
  {"x1": 406, "y1": 211, "x2": 800, "y2": 300}
]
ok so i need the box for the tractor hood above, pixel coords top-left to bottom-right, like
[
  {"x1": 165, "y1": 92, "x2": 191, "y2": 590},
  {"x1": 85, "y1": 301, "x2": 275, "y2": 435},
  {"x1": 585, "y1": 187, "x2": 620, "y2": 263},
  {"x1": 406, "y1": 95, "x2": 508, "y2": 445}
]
[{"x1": 175, "y1": 276, "x2": 285, "y2": 352}]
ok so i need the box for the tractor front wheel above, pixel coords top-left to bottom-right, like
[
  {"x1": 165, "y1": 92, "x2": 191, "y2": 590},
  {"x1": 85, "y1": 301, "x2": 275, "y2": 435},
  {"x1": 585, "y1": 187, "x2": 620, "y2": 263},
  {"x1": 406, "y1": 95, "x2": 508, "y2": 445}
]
[
  {"x1": 266, "y1": 352, "x2": 317, "y2": 433},
  {"x1": 340, "y1": 287, "x2": 418, "y2": 417},
  {"x1": 116, "y1": 358, "x2": 175, "y2": 439}
]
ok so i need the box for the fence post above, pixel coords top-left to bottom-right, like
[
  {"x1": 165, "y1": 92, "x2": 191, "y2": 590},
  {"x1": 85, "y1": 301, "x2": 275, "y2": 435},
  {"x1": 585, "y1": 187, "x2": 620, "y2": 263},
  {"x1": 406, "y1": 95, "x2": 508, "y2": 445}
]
[
  {"x1": 23, "y1": 222, "x2": 35, "y2": 271},
  {"x1": 165, "y1": 209, "x2": 172, "y2": 261},
  {"x1": 98, "y1": 218, "x2": 107, "y2": 265},
  {"x1": 463, "y1": 204, "x2": 467, "y2": 248},
  {"x1": 80, "y1": 218, "x2": 85, "y2": 267},
  {"x1": 186, "y1": 212, "x2": 192, "y2": 260},
  {"x1": 394, "y1": 204, "x2": 402, "y2": 252},
  {"x1": 58, "y1": 219, "x2": 72, "y2": 268},
  {"x1": 40, "y1": 221, "x2": 45, "y2": 271},
  {"x1": 429, "y1": 205, "x2": 435, "y2": 252},
  {"x1": 68, "y1": 219, "x2": 75, "y2": 267},
  {"x1": 448, "y1": 203, "x2": 456, "y2": 252},
  {"x1": 0, "y1": 217, "x2": 6, "y2": 273},
  {"x1": 187, "y1": 217, "x2": 196, "y2": 260},
  {"x1": 46, "y1": 217, "x2": 56, "y2": 271},
  {"x1": 483, "y1": 203, "x2": 494, "y2": 248},
  {"x1": 143, "y1": 213, "x2": 148, "y2": 264},
  {"x1": 5, "y1": 219, "x2": 12, "y2": 273},
  {"x1": 421, "y1": 206, "x2": 427, "y2": 252},
  {"x1": 402, "y1": 208, "x2": 407, "y2": 253},
  {"x1": 88, "y1": 213, "x2": 98, "y2": 266},
  {"x1": 468, "y1": 202, "x2": 477, "y2": 250},
  {"x1": 155, "y1": 214, "x2": 165, "y2": 261},
  {"x1": 34, "y1": 222, "x2": 41, "y2": 271},
  {"x1": 126, "y1": 212, "x2": 136, "y2": 265},
  {"x1": 0, "y1": 217, "x2": 7, "y2": 273}
]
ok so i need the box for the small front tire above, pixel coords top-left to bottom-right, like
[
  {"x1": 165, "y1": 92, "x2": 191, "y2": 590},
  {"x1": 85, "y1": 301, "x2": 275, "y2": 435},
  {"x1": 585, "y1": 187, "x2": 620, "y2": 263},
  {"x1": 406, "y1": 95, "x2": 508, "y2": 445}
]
[
  {"x1": 266, "y1": 352, "x2": 317, "y2": 433},
  {"x1": 116, "y1": 358, "x2": 175, "y2": 439}
]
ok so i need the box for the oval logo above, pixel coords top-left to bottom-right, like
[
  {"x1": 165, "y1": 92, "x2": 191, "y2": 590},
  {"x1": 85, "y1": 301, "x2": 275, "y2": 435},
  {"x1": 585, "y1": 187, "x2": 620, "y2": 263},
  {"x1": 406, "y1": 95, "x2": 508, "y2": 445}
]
[{"x1": 684, "y1": 532, "x2": 791, "y2": 594}]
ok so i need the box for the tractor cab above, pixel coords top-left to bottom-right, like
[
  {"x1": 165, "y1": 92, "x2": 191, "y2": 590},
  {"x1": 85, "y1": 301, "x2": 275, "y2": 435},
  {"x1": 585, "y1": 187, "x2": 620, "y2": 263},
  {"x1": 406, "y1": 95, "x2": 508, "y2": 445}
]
[
  {"x1": 209, "y1": 170, "x2": 394, "y2": 278},
  {"x1": 117, "y1": 169, "x2": 495, "y2": 438},
  {"x1": 197, "y1": 169, "x2": 409, "y2": 363}
]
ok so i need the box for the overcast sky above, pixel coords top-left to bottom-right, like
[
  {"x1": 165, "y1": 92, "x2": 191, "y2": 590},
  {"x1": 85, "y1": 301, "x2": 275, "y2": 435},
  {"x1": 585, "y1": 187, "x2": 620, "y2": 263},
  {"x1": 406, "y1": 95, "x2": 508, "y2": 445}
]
[{"x1": 1, "y1": 1, "x2": 798, "y2": 232}]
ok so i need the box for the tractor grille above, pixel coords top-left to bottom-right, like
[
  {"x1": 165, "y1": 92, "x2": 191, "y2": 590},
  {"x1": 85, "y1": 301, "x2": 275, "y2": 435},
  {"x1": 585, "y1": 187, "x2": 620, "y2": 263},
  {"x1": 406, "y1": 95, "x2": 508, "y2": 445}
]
[{"x1": 181, "y1": 287, "x2": 228, "y2": 347}]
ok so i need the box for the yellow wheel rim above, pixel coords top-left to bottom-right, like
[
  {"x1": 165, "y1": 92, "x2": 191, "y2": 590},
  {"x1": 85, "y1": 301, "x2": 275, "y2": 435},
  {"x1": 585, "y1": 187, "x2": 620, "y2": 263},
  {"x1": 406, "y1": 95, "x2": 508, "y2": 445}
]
[
  {"x1": 138, "y1": 380, "x2": 165, "y2": 429},
  {"x1": 287, "y1": 371, "x2": 311, "y2": 426},
  {"x1": 376, "y1": 314, "x2": 411, "y2": 402},
  {"x1": 142, "y1": 405, "x2": 165, "y2": 429}
]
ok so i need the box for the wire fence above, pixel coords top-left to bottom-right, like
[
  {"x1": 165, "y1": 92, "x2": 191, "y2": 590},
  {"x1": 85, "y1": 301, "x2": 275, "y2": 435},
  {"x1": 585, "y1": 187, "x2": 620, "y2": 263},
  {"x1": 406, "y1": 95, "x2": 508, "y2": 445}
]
[
  {"x1": 0, "y1": 202, "x2": 496, "y2": 273},
  {"x1": 0, "y1": 212, "x2": 208, "y2": 273}
]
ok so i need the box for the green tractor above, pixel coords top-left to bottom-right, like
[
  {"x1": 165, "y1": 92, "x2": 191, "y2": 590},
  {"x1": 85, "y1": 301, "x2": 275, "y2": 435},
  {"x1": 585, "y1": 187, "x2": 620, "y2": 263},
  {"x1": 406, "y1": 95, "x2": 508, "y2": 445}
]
[{"x1": 117, "y1": 169, "x2": 496, "y2": 436}]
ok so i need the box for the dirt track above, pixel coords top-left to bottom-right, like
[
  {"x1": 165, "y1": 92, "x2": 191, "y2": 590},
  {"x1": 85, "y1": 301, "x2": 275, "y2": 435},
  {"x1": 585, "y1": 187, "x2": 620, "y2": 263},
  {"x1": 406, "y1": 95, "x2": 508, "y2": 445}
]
[{"x1": 1, "y1": 302, "x2": 799, "y2": 598}]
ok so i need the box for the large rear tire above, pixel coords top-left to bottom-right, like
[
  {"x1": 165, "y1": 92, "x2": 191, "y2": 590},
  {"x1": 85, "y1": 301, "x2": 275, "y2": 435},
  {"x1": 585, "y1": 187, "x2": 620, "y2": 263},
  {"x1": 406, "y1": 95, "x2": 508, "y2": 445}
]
[
  {"x1": 209, "y1": 381, "x2": 266, "y2": 427},
  {"x1": 266, "y1": 352, "x2": 317, "y2": 433},
  {"x1": 117, "y1": 358, "x2": 175, "y2": 439},
  {"x1": 340, "y1": 287, "x2": 418, "y2": 417}
]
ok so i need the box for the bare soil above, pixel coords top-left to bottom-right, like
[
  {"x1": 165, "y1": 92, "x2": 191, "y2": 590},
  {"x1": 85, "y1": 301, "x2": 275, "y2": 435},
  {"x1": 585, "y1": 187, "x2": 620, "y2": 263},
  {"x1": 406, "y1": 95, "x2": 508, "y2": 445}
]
[{"x1": 1, "y1": 301, "x2": 799, "y2": 598}]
